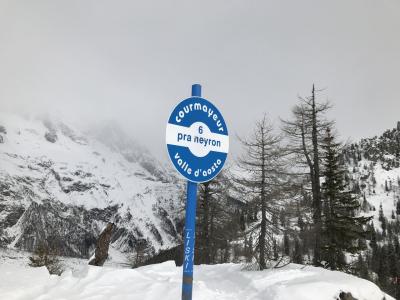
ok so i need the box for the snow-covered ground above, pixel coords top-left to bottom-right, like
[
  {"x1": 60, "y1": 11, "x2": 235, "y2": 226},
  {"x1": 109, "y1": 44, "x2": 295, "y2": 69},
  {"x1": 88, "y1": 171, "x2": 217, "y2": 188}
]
[{"x1": 0, "y1": 257, "x2": 393, "y2": 300}]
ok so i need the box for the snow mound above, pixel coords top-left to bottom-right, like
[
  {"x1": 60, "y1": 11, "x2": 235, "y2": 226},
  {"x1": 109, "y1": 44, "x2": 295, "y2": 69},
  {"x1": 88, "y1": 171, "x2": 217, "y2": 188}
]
[{"x1": 0, "y1": 261, "x2": 392, "y2": 300}]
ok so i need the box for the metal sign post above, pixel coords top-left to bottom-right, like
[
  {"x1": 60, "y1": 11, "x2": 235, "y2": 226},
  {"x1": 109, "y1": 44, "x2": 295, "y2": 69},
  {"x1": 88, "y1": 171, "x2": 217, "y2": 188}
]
[
  {"x1": 182, "y1": 180, "x2": 198, "y2": 300},
  {"x1": 165, "y1": 84, "x2": 229, "y2": 300},
  {"x1": 181, "y1": 84, "x2": 200, "y2": 300}
]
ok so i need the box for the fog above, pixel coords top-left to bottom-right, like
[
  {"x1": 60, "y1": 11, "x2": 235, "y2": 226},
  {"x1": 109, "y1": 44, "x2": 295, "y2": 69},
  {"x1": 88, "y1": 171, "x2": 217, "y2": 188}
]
[{"x1": 1, "y1": 0, "x2": 399, "y2": 161}]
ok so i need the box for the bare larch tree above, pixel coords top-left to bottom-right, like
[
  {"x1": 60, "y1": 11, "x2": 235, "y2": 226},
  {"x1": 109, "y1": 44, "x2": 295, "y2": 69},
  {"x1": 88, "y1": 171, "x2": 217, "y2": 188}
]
[
  {"x1": 237, "y1": 115, "x2": 286, "y2": 270},
  {"x1": 281, "y1": 85, "x2": 333, "y2": 266}
]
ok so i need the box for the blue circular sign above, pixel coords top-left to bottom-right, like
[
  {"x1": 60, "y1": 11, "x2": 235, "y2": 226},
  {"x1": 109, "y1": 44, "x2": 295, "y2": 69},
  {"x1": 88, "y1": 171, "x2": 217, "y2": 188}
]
[{"x1": 166, "y1": 97, "x2": 229, "y2": 183}]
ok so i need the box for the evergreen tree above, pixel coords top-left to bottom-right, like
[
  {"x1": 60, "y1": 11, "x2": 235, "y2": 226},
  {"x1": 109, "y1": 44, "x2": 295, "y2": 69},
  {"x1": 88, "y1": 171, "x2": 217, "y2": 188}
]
[
  {"x1": 321, "y1": 128, "x2": 372, "y2": 270},
  {"x1": 382, "y1": 217, "x2": 387, "y2": 237},
  {"x1": 379, "y1": 203, "x2": 384, "y2": 222},
  {"x1": 361, "y1": 193, "x2": 369, "y2": 212}
]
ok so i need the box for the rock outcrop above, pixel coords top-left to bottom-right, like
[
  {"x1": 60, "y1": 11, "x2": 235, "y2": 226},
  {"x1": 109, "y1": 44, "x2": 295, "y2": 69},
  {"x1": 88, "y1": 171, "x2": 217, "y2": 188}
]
[
  {"x1": 338, "y1": 291, "x2": 358, "y2": 300},
  {"x1": 89, "y1": 223, "x2": 115, "y2": 266}
]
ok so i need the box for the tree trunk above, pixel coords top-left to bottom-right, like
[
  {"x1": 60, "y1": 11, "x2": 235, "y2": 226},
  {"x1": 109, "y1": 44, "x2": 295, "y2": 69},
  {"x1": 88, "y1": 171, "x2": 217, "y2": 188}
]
[
  {"x1": 259, "y1": 133, "x2": 267, "y2": 270},
  {"x1": 311, "y1": 85, "x2": 322, "y2": 266}
]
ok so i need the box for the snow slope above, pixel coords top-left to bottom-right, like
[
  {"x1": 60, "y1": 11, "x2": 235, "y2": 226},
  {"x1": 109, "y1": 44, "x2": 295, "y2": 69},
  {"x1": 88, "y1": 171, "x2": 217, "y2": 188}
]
[
  {"x1": 0, "y1": 260, "x2": 393, "y2": 300},
  {"x1": 348, "y1": 155, "x2": 400, "y2": 231}
]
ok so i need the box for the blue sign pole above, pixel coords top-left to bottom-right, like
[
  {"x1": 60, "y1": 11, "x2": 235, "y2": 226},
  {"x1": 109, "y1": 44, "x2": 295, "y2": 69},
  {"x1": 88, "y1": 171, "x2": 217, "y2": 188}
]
[
  {"x1": 181, "y1": 84, "x2": 201, "y2": 300},
  {"x1": 166, "y1": 83, "x2": 228, "y2": 299}
]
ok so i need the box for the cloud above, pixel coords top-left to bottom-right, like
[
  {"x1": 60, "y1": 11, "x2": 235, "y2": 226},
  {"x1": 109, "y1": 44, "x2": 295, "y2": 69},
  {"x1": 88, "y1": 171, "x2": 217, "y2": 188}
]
[{"x1": 0, "y1": 0, "x2": 399, "y2": 160}]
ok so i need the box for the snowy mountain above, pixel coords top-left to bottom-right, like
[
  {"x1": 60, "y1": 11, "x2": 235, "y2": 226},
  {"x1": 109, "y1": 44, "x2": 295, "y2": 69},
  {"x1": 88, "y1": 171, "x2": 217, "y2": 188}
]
[
  {"x1": 344, "y1": 122, "x2": 400, "y2": 229},
  {"x1": 0, "y1": 113, "x2": 184, "y2": 259}
]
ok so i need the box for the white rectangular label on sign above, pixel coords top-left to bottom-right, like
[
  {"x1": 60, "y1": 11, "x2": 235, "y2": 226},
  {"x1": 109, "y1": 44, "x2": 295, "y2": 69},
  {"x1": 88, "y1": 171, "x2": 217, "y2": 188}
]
[{"x1": 166, "y1": 123, "x2": 229, "y2": 157}]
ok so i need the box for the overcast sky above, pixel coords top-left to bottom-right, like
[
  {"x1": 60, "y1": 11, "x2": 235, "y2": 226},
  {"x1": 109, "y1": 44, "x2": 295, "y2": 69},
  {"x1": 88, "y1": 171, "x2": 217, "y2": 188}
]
[{"x1": 1, "y1": 0, "x2": 400, "y2": 161}]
